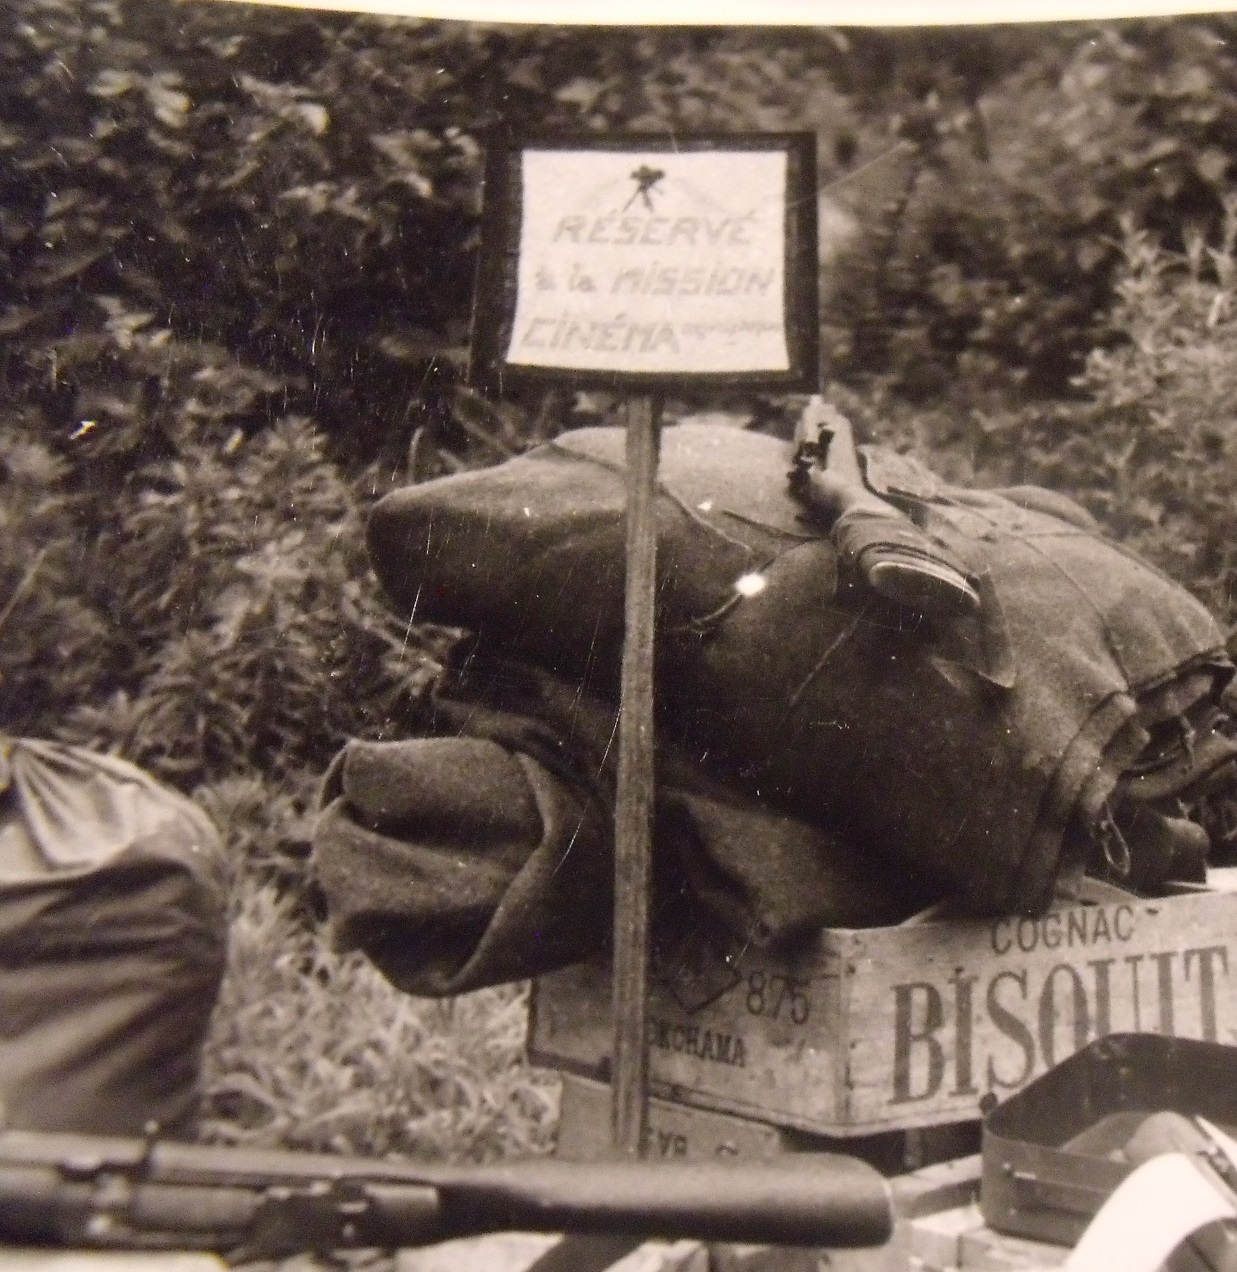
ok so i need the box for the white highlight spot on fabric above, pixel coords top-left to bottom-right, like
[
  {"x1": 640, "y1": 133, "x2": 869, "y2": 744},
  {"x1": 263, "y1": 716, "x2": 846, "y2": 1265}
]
[
  {"x1": 697, "y1": 499, "x2": 714, "y2": 512},
  {"x1": 734, "y1": 572, "x2": 767, "y2": 598}
]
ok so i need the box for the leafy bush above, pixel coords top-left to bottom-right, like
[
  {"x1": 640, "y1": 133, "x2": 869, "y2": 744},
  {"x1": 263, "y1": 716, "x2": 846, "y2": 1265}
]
[
  {"x1": 1, "y1": 3, "x2": 870, "y2": 464},
  {"x1": 823, "y1": 17, "x2": 1237, "y2": 399},
  {"x1": 12, "y1": 1, "x2": 1237, "y2": 427},
  {"x1": 201, "y1": 878, "x2": 559, "y2": 1161},
  {"x1": 2, "y1": 414, "x2": 450, "y2": 786},
  {"x1": 0, "y1": 430, "x2": 118, "y2": 730},
  {"x1": 1013, "y1": 209, "x2": 1237, "y2": 623}
]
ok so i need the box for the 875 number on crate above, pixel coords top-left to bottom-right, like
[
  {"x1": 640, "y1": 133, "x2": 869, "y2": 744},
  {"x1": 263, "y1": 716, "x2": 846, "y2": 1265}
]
[{"x1": 746, "y1": 971, "x2": 811, "y2": 1024}]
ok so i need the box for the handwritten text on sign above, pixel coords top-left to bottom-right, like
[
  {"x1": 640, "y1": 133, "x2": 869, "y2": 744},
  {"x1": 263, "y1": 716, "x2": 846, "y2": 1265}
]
[{"x1": 506, "y1": 149, "x2": 790, "y2": 375}]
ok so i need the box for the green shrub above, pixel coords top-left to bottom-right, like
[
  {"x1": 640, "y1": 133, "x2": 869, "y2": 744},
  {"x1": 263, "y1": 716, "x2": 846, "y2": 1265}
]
[
  {"x1": 2, "y1": 414, "x2": 449, "y2": 785},
  {"x1": 200, "y1": 877, "x2": 559, "y2": 1161},
  {"x1": 0, "y1": 430, "x2": 118, "y2": 731},
  {"x1": 1041, "y1": 207, "x2": 1237, "y2": 621},
  {"x1": 822, "y1": 18, "x2": 1237, "y2": 399}
]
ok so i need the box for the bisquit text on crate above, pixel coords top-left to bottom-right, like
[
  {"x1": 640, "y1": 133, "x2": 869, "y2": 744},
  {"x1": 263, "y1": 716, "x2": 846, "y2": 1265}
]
[{"x1": 890, "y1": 908, "x2": 1231, "y2": 1106}]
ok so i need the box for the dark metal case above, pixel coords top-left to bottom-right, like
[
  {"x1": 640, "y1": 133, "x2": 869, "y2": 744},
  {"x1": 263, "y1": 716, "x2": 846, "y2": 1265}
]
[{"x1": 982, "y1": 1033, "x2": 1237, "y2": 1245}]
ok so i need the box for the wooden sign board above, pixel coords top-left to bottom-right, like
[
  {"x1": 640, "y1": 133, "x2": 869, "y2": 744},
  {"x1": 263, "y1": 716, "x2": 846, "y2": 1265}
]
[
  {"x1": 529, "y1": 887, "x2": 1237, "y2": 1137},
  {"x1": 470, "y1": 134, "x2": 818, "y2": 391}
]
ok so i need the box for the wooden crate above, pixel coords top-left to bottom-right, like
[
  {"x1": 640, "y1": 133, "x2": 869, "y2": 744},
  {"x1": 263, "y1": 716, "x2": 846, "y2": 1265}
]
[
  {"x1": 529, "y1": 883, "x2": 1237, "y2": 1136},
  {"x1": 556, "y1": 1074, "x2": 790, "y2": 1162},
  {"x1": 904, "y1": 1204, "x2": 1069, "y2": 1272}
]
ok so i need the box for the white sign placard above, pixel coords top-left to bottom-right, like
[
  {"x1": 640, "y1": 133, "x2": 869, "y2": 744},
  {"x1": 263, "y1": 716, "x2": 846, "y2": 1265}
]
[{"x1": 505, "y1": 148, "x2": 790, "y2": 376}]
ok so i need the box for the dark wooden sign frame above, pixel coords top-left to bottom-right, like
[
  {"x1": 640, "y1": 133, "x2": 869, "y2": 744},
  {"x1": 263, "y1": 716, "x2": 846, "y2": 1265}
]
[{"x1": 469, "y1": 132, "x2": 819, "y2": 393}]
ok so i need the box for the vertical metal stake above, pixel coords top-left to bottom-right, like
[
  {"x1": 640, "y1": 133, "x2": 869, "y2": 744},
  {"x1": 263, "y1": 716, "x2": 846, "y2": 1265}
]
[{"x1": 611, "y1": 393, "x2": 662, "y2": 1158}]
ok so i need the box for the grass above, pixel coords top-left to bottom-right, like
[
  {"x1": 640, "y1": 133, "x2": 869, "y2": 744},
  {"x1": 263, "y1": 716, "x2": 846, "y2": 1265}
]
[{"x1": 196, "y1": 781, "x2": 561, "y2": 1165}]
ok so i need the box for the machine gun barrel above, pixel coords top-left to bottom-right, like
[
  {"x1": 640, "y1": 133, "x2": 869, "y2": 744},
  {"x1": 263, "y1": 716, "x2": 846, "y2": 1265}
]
[{"x1": 0, "y1": 1129, "x2": 892, "y2": 1257}]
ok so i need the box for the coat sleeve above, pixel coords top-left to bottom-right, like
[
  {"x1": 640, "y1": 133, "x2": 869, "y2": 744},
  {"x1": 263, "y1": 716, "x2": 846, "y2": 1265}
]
[{"x1": 312, "y1": 732, "x2": 615, "y2": 996}]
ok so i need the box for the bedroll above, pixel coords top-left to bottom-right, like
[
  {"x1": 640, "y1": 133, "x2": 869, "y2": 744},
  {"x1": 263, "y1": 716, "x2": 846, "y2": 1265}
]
[{"x1": 363, "y1": 422, "x2": 1232, "y2": 919}]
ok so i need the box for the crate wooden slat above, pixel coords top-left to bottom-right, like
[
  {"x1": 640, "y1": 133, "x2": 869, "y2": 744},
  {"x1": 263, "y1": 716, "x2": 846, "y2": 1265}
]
[{"x1": 556, "y1": 1074, "x2": 790, "y2": 1162}]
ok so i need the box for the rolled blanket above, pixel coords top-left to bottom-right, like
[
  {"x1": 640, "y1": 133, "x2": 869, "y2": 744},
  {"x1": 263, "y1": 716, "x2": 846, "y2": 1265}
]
[
  {"x1": 313, "y1": 670, "x2": 920, "y2": 995},
  {"x1": 363, "y1": 422, "x2": 1234, "y2": 917}
]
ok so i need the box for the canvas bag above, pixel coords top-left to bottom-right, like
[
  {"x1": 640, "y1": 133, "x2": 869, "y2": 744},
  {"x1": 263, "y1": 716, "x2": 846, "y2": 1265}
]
[
  {"x1": 364, "y1": 422, "x2": 1233, "y2": 918},
  {"x1": 0, "y1": 737, "x2": 228, "y2": 1135}
]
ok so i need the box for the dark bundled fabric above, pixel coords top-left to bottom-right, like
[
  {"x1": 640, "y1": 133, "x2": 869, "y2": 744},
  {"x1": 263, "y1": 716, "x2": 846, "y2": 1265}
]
[
  {"x1": 0, "y1": 739, "x2": 228, "y2": 1136},
  {"x1": 315, "y1": 666, "x2": 920, "y2": 995},
  {"x1": 362, "y1": 424, "x2": 1233, "y2": 923}
]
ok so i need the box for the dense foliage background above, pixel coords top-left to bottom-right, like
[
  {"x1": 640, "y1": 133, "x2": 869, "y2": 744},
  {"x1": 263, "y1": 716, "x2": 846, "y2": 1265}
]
[{"x1": 6, "y1": 0, "x2": 1237, "y2": 1156}]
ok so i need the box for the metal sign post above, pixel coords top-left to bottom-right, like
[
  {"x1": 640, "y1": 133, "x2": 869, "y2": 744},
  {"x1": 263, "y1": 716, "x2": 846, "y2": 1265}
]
[{"x1": 470, "y1": 132, "x2": 818, "y2": 1157}]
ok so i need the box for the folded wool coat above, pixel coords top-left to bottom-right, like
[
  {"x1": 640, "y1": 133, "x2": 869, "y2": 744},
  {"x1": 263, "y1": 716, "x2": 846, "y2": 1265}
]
[
  {"x1": 314, "y1": 667, "x2": 923, "y2": 995},
  {"x1": 358, "y1": 423, "x2": 1233, "y2": 926}
]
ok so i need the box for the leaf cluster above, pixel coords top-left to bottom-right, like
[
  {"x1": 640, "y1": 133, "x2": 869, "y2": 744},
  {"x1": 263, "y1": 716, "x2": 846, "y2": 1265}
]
[
  {"x1": 200, "y1": 878, "x2": 559, "y2": 1161},
  {"x1": 812, "y1": 19, "x2": 1237, "y2": 399},
  {"x1": 1001, "y1": 209, "x2": 1237, "y2": 623},
  {"x1": 0, "y1": 414, "x2": 445, "y2": 786},
  {"x1": 10, "y1": 4, "x2": 1237, "y2": 432}
]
